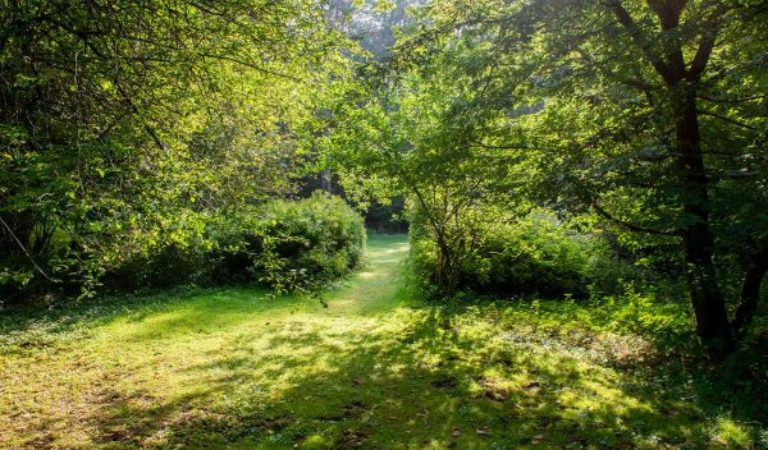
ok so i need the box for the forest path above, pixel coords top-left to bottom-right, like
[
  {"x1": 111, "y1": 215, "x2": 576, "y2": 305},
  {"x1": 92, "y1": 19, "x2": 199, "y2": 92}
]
[
  {"x1": 0, "y1": 234, "x2": 742, "y2": 449},
  {"x1": 320, "y1": 233, "x2": 411, "y2": 315}
]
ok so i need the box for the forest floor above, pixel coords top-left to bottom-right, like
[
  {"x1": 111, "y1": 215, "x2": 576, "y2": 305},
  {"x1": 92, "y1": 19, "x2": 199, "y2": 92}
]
[{"x1": 1, "y1": 234, "x2": 765, "y2": 449}]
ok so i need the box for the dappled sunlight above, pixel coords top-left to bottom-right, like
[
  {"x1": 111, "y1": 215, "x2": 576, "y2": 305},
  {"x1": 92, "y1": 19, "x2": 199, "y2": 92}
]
[
  {"x1": 4, "y1": 0, "x2": 765, "y2": 446},
  {"x1": 373, "y1": 243, "x2": 409, "y2": 253},
  {"x1": 356, "y1": 271, "x2": 380, "y2": 279},
  {"x1": 0, "y1": 235, "x2": 761, "y2": 448}
]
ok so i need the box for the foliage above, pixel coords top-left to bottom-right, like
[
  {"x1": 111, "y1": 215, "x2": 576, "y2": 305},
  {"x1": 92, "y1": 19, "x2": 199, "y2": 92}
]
[
  {"x1": 230, "y1": 193, "x2": 367, "y2": 294},
  {"x1": 411, "y1": 207, "x2": 625, "y2": 299},
  {"x1": 339, "y1": 0, "x2": 424, "y2": 58},
  {"x1": 2, "y1": 0, "x2": 768, "y2": 445},
  {"x1": 325, "y1": 51, "x2": 522, "y2": 293},
  {"x1": 322, "y1": 0, "x2": 768, "y2": 356},
  {"x1": 102, "y1": 193, "x2": 365, "y2": 296},
  {"x1": 0, "y1": 0, "x2": 354, "y2": 301},
  {"x1": 363, "y1": 198, "x2": 409, "y2": 233}
]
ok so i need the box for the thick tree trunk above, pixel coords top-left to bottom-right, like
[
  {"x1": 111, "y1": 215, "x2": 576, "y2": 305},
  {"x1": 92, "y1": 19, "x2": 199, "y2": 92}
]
[
  {"x1": 673, "y1": 85, "x2": 733, "y2": 356},
  {"x1": 608, "y1": 0, "x2": 748, "y2": 357},
  {"x1": 682, "y1": 227, "x2": 733, "y2": 355}
]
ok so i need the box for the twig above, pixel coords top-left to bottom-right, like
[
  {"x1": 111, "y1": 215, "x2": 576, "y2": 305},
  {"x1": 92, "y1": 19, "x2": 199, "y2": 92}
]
[{"x1": 0, "y1": 216, "x2": 60, "y2": 283}]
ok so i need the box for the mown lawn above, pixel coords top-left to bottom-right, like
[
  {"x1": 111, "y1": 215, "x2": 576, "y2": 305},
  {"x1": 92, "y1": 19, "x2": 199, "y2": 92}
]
[{"x1": 1, "y1": 234, "x2": 766, "y2": 449}]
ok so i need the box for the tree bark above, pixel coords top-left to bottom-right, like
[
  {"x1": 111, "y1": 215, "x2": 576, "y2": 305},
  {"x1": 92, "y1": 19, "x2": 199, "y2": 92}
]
[
  {"x1": 732, "y1": 241, "x2": 768, "y2": 338},
  {"x1": 673, "y1": 84, "x2": 733, "y2": 356}
]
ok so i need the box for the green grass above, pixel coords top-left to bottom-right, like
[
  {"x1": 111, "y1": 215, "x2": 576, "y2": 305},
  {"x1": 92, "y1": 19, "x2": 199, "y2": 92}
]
[{"x1": 1, "y1": 234, "x2": 766, "y2": 449}]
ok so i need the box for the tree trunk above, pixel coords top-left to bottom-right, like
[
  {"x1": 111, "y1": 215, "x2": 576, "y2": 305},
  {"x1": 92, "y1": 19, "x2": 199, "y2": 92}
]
[
  {"x1": 608, "y1": 0, "x2": 742, "y2": 357},
  {"x1": 319, "y1": 169, "x2": 333, "y2": 193},
  {"x1": 732, "y1": 242, "x2": 768, "y2": 338},
  {"x1": 435, "y1": 234, "x2": 457, "y2": 293},
  {"x1": 673, "y1": 84, "x2": 733, "y2": 356}
]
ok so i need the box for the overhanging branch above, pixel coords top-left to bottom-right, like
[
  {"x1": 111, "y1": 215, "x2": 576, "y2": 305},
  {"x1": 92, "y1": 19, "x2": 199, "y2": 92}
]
[{"x1": 592, "y1": 201, "x2": 680, "y2": 236}]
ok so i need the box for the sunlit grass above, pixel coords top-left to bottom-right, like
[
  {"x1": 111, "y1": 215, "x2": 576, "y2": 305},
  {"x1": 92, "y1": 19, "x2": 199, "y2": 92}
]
[{"x1": 1, "y1": 234, "x2": 764, "y2": 448}]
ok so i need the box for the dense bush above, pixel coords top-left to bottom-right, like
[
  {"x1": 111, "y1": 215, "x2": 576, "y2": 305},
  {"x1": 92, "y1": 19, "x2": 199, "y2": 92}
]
[
  {"x1": 108, "y1": 192, "x2": 365, "y2": 295},
  {"x1": 210, "y1": 193, "x2": 366, "y2": 293},
  {"x1": 3, "y1": 193, "x2": 365, "y2": 302},
  {"x1": 410, "y1": 210, "x2": 624, "y2": 299}
]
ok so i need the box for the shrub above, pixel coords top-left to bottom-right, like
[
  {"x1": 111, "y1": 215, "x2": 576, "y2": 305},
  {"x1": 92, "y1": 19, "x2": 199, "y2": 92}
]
[
  {"x1": 213, "y1": 192, "x2": 366, "y2": 293},
  {"x1": 466, "y1": 216, "x2": 591, "y2": 298},
  {"x1": 97, "y1": 210, "x2": 214, "y2": 293},
  {"x1": 64, "y1": 192, "x2": 365, "y2": 298},
  {"x1": 410, "y1": 209, "x2": 601, "y2": 299}
]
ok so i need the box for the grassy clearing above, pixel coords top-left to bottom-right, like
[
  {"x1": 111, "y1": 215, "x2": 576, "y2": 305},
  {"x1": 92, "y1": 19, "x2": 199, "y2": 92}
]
[{"x1": 1, "y1": 234, "x2": 766, "y2": 449}]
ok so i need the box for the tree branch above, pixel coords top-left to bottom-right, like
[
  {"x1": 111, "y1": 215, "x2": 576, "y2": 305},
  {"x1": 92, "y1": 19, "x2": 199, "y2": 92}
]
[
  {"x1": 604, "y1": 0, "x2": 674, "y2": 83},
  {"x1": 647, "y1": 0, "x2": 687, "y2": 79},
  {"x1": 592, "y1": 200, "x2": 680, "y2": 236},
  {"x1": 0, "y1": 216, "x2": 60, "y2": 283},
  {"x1": 699, "y1": 110, "x2": 758, "y2": 130},
  {"x1": 687, "y1": 4, "x2": 725, "y2": 80},
  {"x1": 699, "y1": 94, "x2": 768, "y2": 104},
  {"x1": 467, "y1": 141, "x2": 533, "y2": 151}
]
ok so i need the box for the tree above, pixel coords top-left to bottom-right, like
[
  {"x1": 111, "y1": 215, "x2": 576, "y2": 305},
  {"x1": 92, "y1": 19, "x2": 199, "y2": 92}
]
[
  {"x1": 0, "y1": 0, "x2": 351, "y2": 298},
  {"x1": 324, "y1": 56, "x2": 515, "y2": 292},
  {"x1": 398, "y1": 0, "x2": 768, "y2": 356}
]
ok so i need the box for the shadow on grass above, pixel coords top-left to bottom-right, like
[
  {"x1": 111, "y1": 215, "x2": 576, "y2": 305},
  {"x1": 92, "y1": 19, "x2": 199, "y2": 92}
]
[
  {"x1": 1, "y1": 233, "x2": 410, "y2": 347},
  {"x1": 87, "y1": 304, "x2": 767, "y2": 449},
  {"x1": 0, "y1": 285, "x2": 309, "y2": 353},
  {"x1": 3, "y1": 233, "x2": 766, "y2": 448}
]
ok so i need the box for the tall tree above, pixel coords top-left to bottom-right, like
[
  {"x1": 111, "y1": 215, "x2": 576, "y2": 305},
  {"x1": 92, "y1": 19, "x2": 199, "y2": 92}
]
[{"x1": 398, "y1": 0, "x2": 768, "y2": 356}]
